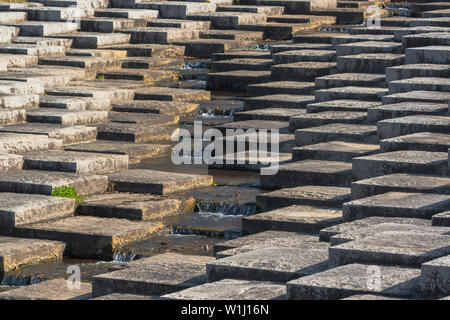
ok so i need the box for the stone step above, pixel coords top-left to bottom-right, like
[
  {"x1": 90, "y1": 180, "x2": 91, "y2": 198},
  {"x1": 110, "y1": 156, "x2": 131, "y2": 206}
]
[
  {"x1": 163, "y1": 279, "x2": 287, "y2": 300},
  {"x1": 246, "y1": 82, "x2": 313, "y2": 98},
  {"x1": 213, "y1": 50, "x2": 271, "y2": 61},
  {"x1": 22, "y1": 150, "x2": 128, "y2": 174},
  {"x1": 0, "y1": 132, "x2": 55, "y2": 154},
  {"x1": 267, "y1": 14, "x2": 335, "y2": 24},
  {"x1": 315, "y1": 86, "x2": 387, "y2": 102},
  {"x1": 0, "y1": 53, "x2": 38, "y2": 68},
  {"x1": 244, "y1": 94, "x2": 315, "y2": 110},
  {"x1": 388, "y1": 77, "x2": 450, "y2": 94},
  {"x1": 0, "y1": 193, "x2": 75, "y2": 233},
  {"x1": 32, "y1": 0, "x2": 109, "y2": 8},
  {"x1": 38, "y1": 56, "x2": 122, "y2": 72},
  {"x1": 199, "y1": 29, "x2": 263, "y2": 41},
  {"x1": 406, "y1": 46, "x2": 450, "y2": 65},
  {"x1": 25, "y1": 6, "x2": 95, "y2": 21},
  {"x1": 140, "y1": 2, "x2": 216, "y2": 19},
  {"x1": 39, "y1": 95, "x2": 111, "y2": 111},
  {"x1": 241, "y1": 204, "x2": 342, "y2": 235},
  {"x1": 215, "y1": 132, "x2": 295, "y2": 154},
  {"x1": 328, "y1": 231, "x2": 450, "y2": 267},
  {"x1": 315, "y1": 73, "x2": 386, "y2": 90},
  {"x1": 433, "y1": 212, "x2": 450, "y2": 227},
  {"x1": 107, "y1": 112, "x2": 178, "y2": 126},
  {"x1": 256, "y1": 185, "x2": 351, "y2": 211},
  {"x1": 331, "y1": 34, "x2": 395, "y2": 48},
  {"x1": 12, "y1": 36, "x2": 73, "y2": 48},
  {"x1": 414, "y1": 3, "x2": 450, "y2": 12},
  {"x1": 213, "y1": 231, "x2": 326, "y2": 256},
  {"x1": 186, "y1": 12, "x2": 266, "y2": 29},
  {"x1": 272, "y1": 50, "x2": 336, "y2": 64},
  {"x1": 0, "y1": 170, "x2": 108, "y2": 196},
  {"x1": 351, "y1": 173, "x2": 450, "y2": 200},
  {"x1": 108, "y1": 169, "x2": 213, "y2": 195},
  {"x1": 134, "y1": 86, "x2": 209, "y2": 102},
  {"x1": 380, "y1": 132, "x2": 450, "y2": 153},
  {"x1": 217, "y1": 5, "x2": 284, "y2": 15},
  {"x1": 352, "y1": 150, "x2": 450, "y2": 181},
  {"x1": 292, "y1": 141, "x2": 379, "y2": 162},
  {"x1": 386, "y1": 64, "x2": 450, "y2": 83},
  {"x1": 377, "y1": 115, "x2": 450, "y2": 139},
  {"x1": 206, "y1": 247, "x2": 328, "y2": 283},
  {"x1": 0, "y1": 44, "x2": 65, "y2": 57},
  {"x1": 0, "y1": 123, "x2": 97, "y2": 145},
  {"x1": 208, "y1": 151, "x2": 292, "y2": 172},
  {"x1": 5, "y1": 21, "x2": 78, "y2": 37},
  {"x1": 343, "y1": 191, "x2": 450, "y2": 221},
  {"x1": 294, "y1": 31, "x2": 349, "y2": 44},
  {"x1": 0, "y1": 152, "x2": 23, "y2": 174},
  {"x1": 382, "y1": 90, "x2": 450, "y2": 105},
  {"x1": 0, "y1": 236, "x2": 65, "y2": 273},
  {"x1": 14, "y1": 216, "x2": 164, "y2": 260},
  {"x1": 271, "y1": 61, "x2": 337, "y2": 81},
  {"x1": 290, "y1": 111, "x2": 367, "y2": 131},
  {"x1": 101, "y1": 43, "x2": 185, "y2": 58},
  {"x1": 206, "y1": 70, "x2": 271, "y2": 92},
  {"x1": 306, "y1": 100, "x2": 381, "y2": 113},
  {"x1": 261, "y1": 160, "x2": 353, "y2": 189},
  {"x1": 422, "y1": 9, "x2": 450, "y2": 18},
  {"x1": 270, "y1": 43, "x2": 333, "y2": 54},
  {"x1": 46, "y1": 85, "x2": 134, "y2": 101},
  {"x1": 295, "y1": 123, "x2": 378, "y2": 147},
  {"x1": 402, "y1": 32, "x2": 450, "y2": 48},
  {"x1": 0, "y1": 80, "x2": 44, "y2": 95},
  {"x1": 239, "y1": 0, "x2": 338, "y2": 14},
  {"x1": 111, "y1": 100, "x2": 199, "y2": 116},
  {"x1": 410, "y1": 17, "x2": 450, "y2": 28},
  {"x1": 0, "y1": 279, "x2": 92, "y2": 300},
  {"x1": 287, "y1": 263, "x2": 422, "y2": 300},
  {"x1": 119, "y1": 27, "x2": 199, "y2": 44},
  {"x1": 76, "y1": 193, "x2": 185, "y2": 220},
  {"x1": 421, "y1": 255, "x2": 450, "y2": 298},
  {"x1": 96, "y1": 122, "x2": 175, "y2": 143},
  {"x1": 119, "y1": 57, "x2": 184, "y2": 69},
  {"x1": 0, "y1": 26, "x2": 19, "y2": 44},
  {"x1": 173, "y1": 39, "x2": 257, "y2": 58},
  {"x1": 337, "y1": 53, "x2": 405, "y2": 74},
  {"x1": 97, "y1": 69, "x2": 178, "y2": 85},
  {"x1": 210, "y1": 58, "x2": 272, "y2": 72},
  {"x1": 65, "y1": 141, "x2": 170, "y2": 163},
  {"x1": 80, "y1": 18, "x2": 138, "y2": 33},
  {"x1": 312, "y1": 7, "x2": 371, "y2": 24},
  {"x1": 147, "y1": 18, "x2": 210, "y2": 30},
  {"x1": 26, "y1": 108, "x2": 108, "y2": 125},
  {"x1": 92, "y1": 253, "x2": 213, "y2": 297},
  {"x1": 0, "y1": 110, "x2": 26, "y2": 125},
  {"x1": 214, "y1": 119, "x2": 290, "y2": 134},
  {"x1": 336, "y1": 41, "x2": 402, "y2": 57},
  {"x1": 235, "y1": 108, "x2": 305, "y2": 122},
  {"x1": 94, "y1": 8, "x2": 159, "y2": 19},
  {"x1": 368, "y1": 102, "x2": 448, "y2": 124}
]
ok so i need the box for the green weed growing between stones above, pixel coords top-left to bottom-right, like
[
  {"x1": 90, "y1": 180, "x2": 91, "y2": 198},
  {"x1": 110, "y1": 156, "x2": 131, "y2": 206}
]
[{"x1": 51, "y1": 186, "x2": 84, "y2": 203}]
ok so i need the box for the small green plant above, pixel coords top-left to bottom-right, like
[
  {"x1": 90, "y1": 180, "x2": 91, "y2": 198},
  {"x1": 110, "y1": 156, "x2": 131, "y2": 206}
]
[
  {"x1": 51, "y1": 186, "x2": 84, "y2": 203},
  {"x1": 97, "y1": 74, "x2": 105, "y2": 80}
]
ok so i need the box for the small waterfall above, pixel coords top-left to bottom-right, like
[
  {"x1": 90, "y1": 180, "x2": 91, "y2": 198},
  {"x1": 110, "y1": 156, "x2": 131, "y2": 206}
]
[
  {"x1": 196, "y1": 202, "x2": 257, "y2": 216},
  {"x1": 1, "y1": 275, "x2": 46, "y2": 286},
  {"x1": 113, "y1": 252, "x2": 136, "y2": 263}
]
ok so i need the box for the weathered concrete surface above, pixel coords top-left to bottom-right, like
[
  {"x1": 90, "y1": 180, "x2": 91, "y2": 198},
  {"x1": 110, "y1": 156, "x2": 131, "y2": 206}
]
[
  {"x1": 433, "y1": 211, "x2": 450, "y2": 227},
  {"x1": 14, "y1": 216, "x2": 165, "y2": 260},
  {"x1": 329, "y1": 231, "x2": 450, "y2": 268},
  {"x1": 206, "y1": 247, "x2": 329, "y2": 282},
  {"x1": 319, "y1": 216, "x2": 431, "y2": 242},
  {"x1": 0, "y1": 193, "x2": 75, "y2": 233},
  {"x1": 351, "y1": 173, "x2": 450, "y2": 199},
  {"x1": 76, "y1": 193, "x2": 184, "y2": 220},
  {"x1": 343, "y1": 192, "x2": 450, "y2": 221},
  {"x1": 287, "y1": 264, "x2": 421, "y2": 300},
  {"x1": 0, "y1": 236, "x2": 65, "y2": 272},
  {"x1": 163, "y1": 279, "x2": 287, "y2": 300},
  {"x1": 380, "y1": 132, "x2": 450, "y2": 153},
  {"x1": 421, "y1": 255, "x2": 450, "y2": 298},
  {"x1": 0, "y1": 152, "x2": 23, "y2": 174},
  {"x1": 0, "y1": 170, "x2": 108, "y2": 195},
  {"x1": 108, "y1": 169, "x2": 213, "y2": 195},
  {"x1": 0, "y1": 279, "x2": 92, "y2": 300},
  {"x1": 23, "y1": 151, "x2": 128, "y2": 174},
  {"x1": 92, "y1": 253, "x2": 214, "y2": 297},
  {"x1": 242, "y1": 205, "x2": 342, "y2": 235},
  {"x1": 257, "y1": 186, "x2": 351, "y2": 211},
  {"x1": 377, "y1": 115, "x2": 450, "y2": 140}
]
